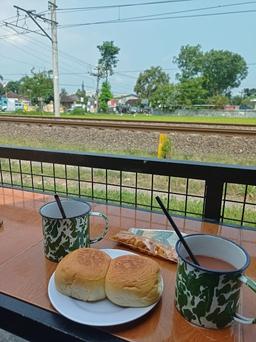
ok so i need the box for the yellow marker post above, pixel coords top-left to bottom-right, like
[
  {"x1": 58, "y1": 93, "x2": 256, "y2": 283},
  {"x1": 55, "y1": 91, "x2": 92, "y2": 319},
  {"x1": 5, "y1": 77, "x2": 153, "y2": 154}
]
[{"x1": 157, "y1": 133, "x2": 171, "y2": 159}]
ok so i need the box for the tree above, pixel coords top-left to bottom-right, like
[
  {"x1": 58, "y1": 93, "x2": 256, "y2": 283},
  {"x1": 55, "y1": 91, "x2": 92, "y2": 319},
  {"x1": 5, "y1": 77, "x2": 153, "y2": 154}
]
[
  {"x1": 176, "y1": 77, "x2": 208, "y2": 106},
  {"x1": 208, "y1": 95, "x2": 230, "y2": 109},
  {"x1": 99, "y1": 82, "x2": 112, "y2": 112},
  {"x1": 231, "y1": 95, "x2": 243, "y2": 106},
  {"x1": 242, "y1": 88, "x2": 256, "y2": 98},
  {"x1": 148, "y1": 78, "x2": 208, "y2": 111},
  {"x1": 150, "y1": 83, "x2": 178, "y2": 111},
  {"x1": 173, "y1": 45, "x2": 248, "y2": 96},
  {"x1": 5, "y1": 80, "x2": 20, "y2": 94},
  {"x1": 19, "y1": 70, "x2": 53, "y2": 105},
  {"x1": 202, "y1": 49, "x2": 248, "y2": 96},
  {"x1": 134, "y1": 66, "x2": 170, "y2": 102},
  {"x1": 97, "y1": 41, "x2": 120, "y2": 82},
  {"x1": 173, "y1": 44, "x2": 203, "y2": 82}
]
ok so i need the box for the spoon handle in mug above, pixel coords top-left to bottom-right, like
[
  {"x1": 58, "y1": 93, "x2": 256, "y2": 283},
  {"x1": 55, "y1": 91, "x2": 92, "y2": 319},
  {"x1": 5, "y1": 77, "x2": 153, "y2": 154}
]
[{"x1": 234, "y1": 275, "x2": 256, "y2": 324}]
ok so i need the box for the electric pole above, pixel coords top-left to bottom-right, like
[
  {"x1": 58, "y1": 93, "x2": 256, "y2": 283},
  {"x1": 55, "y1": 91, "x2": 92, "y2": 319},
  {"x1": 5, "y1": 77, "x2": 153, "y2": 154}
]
[
  {"x1": 11, "y1": 3, "x2": 60, "y2": 117},
  {"x1": 49, "y1": 1, "x2": 60, "y2": 117},
  {"x1": 90, "y1": 65, "x2": 103, "y2": 113},
  {"x1": 95, "y1": 69, "x2": 100, "y2": 114}
]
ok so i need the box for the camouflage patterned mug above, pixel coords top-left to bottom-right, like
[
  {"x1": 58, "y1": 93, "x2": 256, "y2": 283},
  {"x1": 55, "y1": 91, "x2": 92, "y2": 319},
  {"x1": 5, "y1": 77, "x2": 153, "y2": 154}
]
[
  {"x1": 39, "y1": 199, "x2": 109, "y2": 262},
  {"x1": 175, "y1": 234, "x2": 256, "y2": 329}
]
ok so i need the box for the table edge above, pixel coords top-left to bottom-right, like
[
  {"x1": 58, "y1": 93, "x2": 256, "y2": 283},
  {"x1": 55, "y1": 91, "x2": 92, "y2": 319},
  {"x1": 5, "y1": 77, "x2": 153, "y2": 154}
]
[{"x1": 0, "y1": 292, "x2": 125, "y2": 342}]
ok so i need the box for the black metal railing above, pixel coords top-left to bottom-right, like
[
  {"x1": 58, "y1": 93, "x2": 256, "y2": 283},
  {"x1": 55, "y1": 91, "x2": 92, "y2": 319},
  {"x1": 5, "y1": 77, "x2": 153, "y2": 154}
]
[{"x1": 0, "y1": 145, "x2": 255, "y2": 228}]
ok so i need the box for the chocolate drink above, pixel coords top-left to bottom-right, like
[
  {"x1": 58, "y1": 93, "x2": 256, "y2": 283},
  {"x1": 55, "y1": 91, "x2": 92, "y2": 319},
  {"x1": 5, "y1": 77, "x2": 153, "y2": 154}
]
[{"x1": 186, "y1": 255, "x2": 236, "y2": 271}]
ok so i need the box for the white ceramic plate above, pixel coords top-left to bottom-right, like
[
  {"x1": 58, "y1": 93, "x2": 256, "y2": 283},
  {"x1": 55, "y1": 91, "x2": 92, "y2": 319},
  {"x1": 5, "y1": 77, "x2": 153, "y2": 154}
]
[{"x1": 48, "y1": 248, "x2": 163, "y2": 327}]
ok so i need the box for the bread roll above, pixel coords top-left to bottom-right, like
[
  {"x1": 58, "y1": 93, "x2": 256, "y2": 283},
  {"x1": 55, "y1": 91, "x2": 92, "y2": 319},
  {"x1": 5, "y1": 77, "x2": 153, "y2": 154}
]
[
  {"x1": 105, "y1": 254, "x2": 162, "y2": 307},
  {"x1": 55, "y1": 248, "x2": 111, "y2": 301}
]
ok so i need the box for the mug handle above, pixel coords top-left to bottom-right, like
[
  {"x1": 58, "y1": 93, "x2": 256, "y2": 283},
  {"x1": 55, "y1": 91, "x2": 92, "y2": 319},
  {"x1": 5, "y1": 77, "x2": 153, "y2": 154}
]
[
  {"x1": 234, "y1": 275, "x2": 256, "y2": 324},
  {"x1": 88, "y1": 211, "x2": 109, "y2": 244}
]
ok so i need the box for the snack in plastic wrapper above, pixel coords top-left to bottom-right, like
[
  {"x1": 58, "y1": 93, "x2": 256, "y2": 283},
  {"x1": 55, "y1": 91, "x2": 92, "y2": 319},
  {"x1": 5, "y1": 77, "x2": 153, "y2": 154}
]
[{"x1": 111, "y1": 231, "x2": 177, "y2": 263}]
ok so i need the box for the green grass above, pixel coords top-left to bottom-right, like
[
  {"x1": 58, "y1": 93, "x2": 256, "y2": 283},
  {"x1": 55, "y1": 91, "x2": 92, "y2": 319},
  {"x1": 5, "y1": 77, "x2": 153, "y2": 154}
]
[{"x1": 1, "y1": 111, "x2": 256, "y2": 125}]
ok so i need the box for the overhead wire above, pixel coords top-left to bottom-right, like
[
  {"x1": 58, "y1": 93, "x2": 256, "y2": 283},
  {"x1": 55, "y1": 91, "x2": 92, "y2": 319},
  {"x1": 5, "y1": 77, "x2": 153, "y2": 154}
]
[
  {"x1": 20, "y1": 35, "x2": 98, "y2": 87},
  {"x1": 56, "y1": 0, "x2": 196, "y2": 13},
  {"x1": 0, "y1": 25, "x2": 90, "y2": 78},
  {"x1": 0, "y1": 33, "x2": 132, "y2": 93},
  {"x1": 0, "y1": 35, "x2": 51, "y2": 66},
  {"x1": 60, "y1": 8, "x2": 256, "y2": 28},
  {"x1": 98, "y1": 1, "x2": 256, "y2": 22}
]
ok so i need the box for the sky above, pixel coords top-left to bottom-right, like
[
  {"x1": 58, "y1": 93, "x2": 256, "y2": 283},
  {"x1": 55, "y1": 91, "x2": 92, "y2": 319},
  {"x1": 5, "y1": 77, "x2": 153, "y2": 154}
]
[{"x1": 0, "y1": 0, "x2": 255, "y2": 96}]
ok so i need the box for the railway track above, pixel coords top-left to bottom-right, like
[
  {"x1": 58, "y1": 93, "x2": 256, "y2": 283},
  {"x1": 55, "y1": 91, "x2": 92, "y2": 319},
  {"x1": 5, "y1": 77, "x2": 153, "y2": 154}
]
[{"x1": 0, "y1": 115, "x2": 256, "y2": 136}]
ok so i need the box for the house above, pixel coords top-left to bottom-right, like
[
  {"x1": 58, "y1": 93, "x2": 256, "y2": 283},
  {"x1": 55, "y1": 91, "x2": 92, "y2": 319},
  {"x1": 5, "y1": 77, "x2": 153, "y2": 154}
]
[
  {"x1": 115, "y1": 94, "x2": 139, "y2": 105},
  {"x1": 250, "y1": 98, "x2": 256, "y2": 110},
  {"x1": 4, "y1": 92, "x2": 31, "y2": 111},
  {"x1": 108, "y1": 94, "x2": 140, "y2": 113},
  {"x1": 60, "y1": 94, "x2": 79, "y2": 112}
]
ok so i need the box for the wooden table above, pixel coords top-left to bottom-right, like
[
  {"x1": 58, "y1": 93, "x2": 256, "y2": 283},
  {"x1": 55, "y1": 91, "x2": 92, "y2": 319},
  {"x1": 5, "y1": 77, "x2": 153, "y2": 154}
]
[{"x1": 0, "y1": 187, "x2": 256, "y2": 342}]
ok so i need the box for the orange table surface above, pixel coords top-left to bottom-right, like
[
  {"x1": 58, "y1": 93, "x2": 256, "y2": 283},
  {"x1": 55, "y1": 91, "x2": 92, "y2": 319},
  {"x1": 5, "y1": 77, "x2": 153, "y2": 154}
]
[{"x1": 0, "y1": 187, "x2": 256, "y2": 342}]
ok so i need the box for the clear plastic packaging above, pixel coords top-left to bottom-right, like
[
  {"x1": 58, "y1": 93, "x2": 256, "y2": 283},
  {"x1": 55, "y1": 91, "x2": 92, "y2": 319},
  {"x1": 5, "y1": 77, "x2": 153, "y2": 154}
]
[{"x1": 111, "y1": 231, "x2": 177, "y2": 263}]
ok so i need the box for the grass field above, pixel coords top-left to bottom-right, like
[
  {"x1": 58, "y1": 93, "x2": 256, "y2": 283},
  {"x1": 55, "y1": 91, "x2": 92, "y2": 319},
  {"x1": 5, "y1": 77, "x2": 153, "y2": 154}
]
[{"x1": 1, "y1": 111, "x2": 256, "y2": 125}]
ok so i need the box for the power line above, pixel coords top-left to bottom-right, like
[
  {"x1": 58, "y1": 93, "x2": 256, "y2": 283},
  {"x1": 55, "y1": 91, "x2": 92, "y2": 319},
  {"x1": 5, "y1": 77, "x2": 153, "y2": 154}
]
[
  {"x1": 0, "y1": 52, "x2": 45, "y2": 69},
  {"x1": 117, "y1": 63, "x2": 256, "y2": 73},
  {"x1": 3, "y1": 60, "x2": 255, "y2": 77},
  {"x1": 24, "y1": 35, "x2": 137, "y2": 89},
  {"x1": 0, "y1": 10, "x2": 50, "y2": 29},
  {"x1": 0, "y1": 36, "x2": 51, "y2": 66},
  {"x1": 0, "y1": 24, "x2": 33, "y2": 39},
  {"x1": 21, "y1": 35, "x2": 97, "y2": 83},
  {"x1": 60, "y1": 8, "x2": 256, "y2": 28},
  {"x1": 56, "y1": 0, "x2": 195, "y2": 12},
  {"x1": 20, "y1": 32, "x2": 95, "y2": 69},
  {"x1": 0, "y1": 32, "x2": 96, "y2": 85},
  {"x1": 101, "y1": 1, "x2": 256, "y2": 22},
  {"x1": 117, "y1": 68, "x2": 177, "y2": 72},
  {"x1": 0, "y1": 15, "x2": 27, "y2": 28}
]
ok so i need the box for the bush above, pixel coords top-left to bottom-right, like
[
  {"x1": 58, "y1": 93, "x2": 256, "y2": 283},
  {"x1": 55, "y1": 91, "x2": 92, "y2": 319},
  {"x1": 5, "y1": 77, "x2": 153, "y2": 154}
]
[
  {"x1": 69, "y1": 108, "x2": 87, "y2": 115},
  {"x1": 208, "y1": 95, "x2": 229, "y2": 109}
]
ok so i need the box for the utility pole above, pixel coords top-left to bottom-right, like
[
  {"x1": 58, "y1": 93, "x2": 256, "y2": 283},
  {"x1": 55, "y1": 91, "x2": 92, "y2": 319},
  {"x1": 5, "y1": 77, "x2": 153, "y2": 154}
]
[
  {"x1": 90, "y1": 66, "x2": 102, "y2": 113},
  {"x1": 95, "y1": 69, "x2": 100, "y2": 114},
  {"x1": 49, "y1": 1, "x2": 60, "y2": 117},
  {"x1": 11, "y1": 3, "x2": 60, "y2": 117}
]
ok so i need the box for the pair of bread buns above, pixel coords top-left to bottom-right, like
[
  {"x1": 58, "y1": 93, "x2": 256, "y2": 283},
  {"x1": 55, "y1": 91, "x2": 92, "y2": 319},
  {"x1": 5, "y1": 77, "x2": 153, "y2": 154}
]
[{"x1": 54, "y1": 248, "x2": 162, "y2": 307}]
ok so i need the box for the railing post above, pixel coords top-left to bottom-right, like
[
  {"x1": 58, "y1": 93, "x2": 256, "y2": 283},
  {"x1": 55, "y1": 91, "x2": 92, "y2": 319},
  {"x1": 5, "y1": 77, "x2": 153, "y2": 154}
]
[{"x1": 204, "y1": 180, "x2": 224, "y2": 222}]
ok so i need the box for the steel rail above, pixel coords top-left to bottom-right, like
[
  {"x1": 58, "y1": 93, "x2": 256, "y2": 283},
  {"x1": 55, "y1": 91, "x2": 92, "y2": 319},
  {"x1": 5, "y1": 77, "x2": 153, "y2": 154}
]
[{"x1": 0, "y1": 115, "x2": 256, "y2": 135}]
